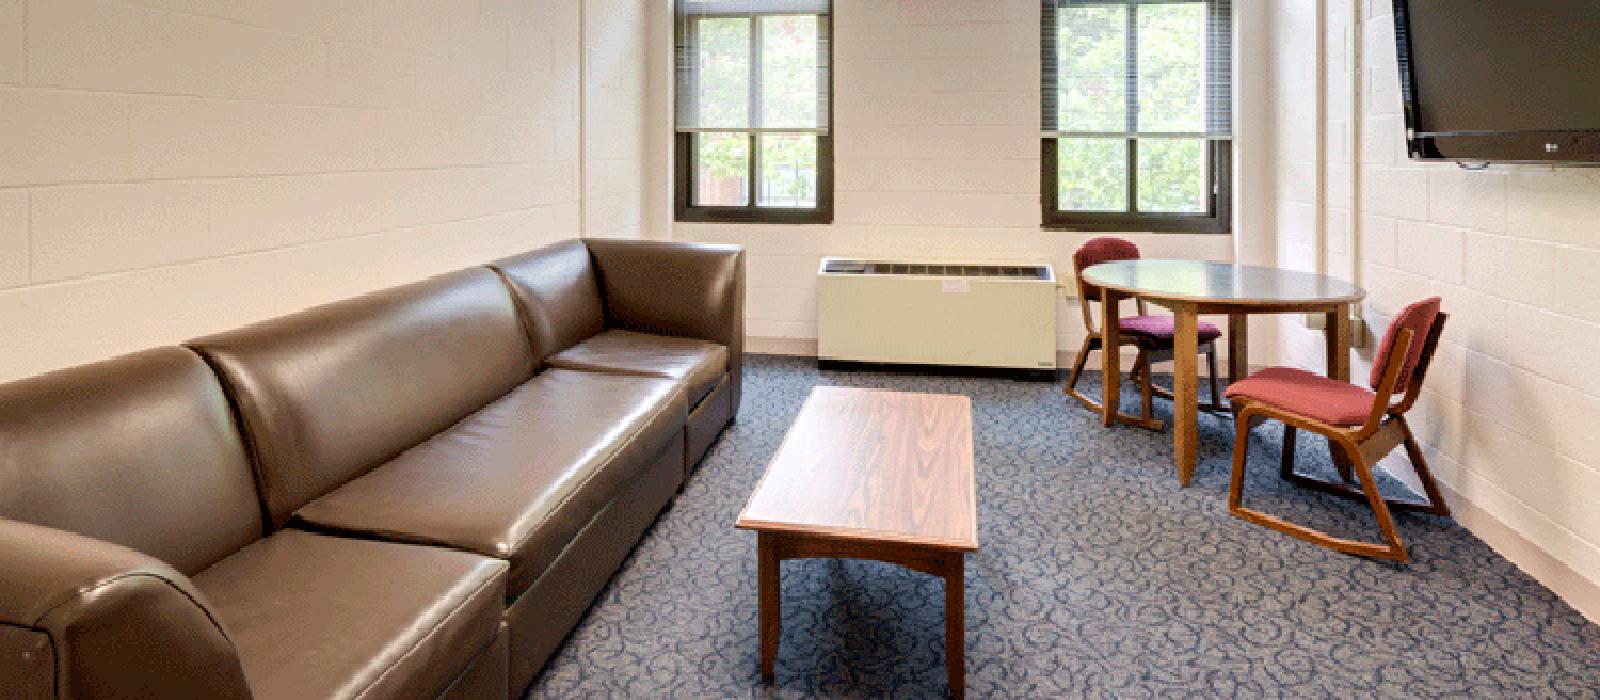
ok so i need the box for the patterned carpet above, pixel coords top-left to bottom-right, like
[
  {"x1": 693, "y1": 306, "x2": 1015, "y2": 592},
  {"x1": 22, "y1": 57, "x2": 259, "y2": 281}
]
[{"x1": 525, "y1": 354, "x2": 1599, "y2": 699}]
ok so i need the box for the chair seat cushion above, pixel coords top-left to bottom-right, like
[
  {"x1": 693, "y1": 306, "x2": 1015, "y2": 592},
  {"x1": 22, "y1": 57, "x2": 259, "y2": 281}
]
[
  {"x1": 193, "y1": 530, "x2": 506, "y2": 700},
  {"x1": 1225, "y1": 366, "x2": 1376, "y2": 426},
  {"x1": 291, "y1": 369, "x2": 687, "y2": 595},
  {"x1": 1118, "y1": 315, "x2": 1223, "y2": 341},
  {"x1": 547, "y1": 329, "x2": 728, "y2": 406}
]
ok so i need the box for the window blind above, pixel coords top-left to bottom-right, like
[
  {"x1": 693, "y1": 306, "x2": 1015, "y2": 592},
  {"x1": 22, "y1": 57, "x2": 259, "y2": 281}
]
[
  {"x1": 1041, "y1": 0, "x2": 1232, "y2": 140},
  {"x1": 675, "y1": 0, "x2": 832, "y2": 134}
]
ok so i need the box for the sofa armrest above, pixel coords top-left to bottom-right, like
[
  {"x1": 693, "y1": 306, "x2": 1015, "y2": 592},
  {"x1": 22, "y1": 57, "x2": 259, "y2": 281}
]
[
  {"x1": 584, "y1": 239, "x2": 746, "y2": 415},
  {"x1": 0, "y1": 520, "x2": 252, "y2": 700}
]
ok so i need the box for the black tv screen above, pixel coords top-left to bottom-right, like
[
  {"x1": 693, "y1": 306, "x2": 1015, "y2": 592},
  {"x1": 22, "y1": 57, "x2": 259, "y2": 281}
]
[{"x1": 1394, "y1": 0, "x2": 1600, "y2": 164}]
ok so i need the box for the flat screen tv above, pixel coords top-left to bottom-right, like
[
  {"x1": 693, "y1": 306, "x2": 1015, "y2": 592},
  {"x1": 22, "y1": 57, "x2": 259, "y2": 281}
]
[{"x1": 1394, "y1": 0, "x2": 1600, "y2": 165}]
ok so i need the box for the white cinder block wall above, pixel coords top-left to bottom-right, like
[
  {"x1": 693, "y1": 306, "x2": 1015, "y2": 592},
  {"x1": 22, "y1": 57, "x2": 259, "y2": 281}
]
[
  {"x1": 0, "y1": 0, "x2": 651, "y2": 383},
  {"x1": 585, "y1": 0, "x2": 652, "y2": 239},
  {"x1": 1270, "y1": 0, "x2": 1323, "y2": 364},
  {"x1": 1272, "y1": 0, "x2": 1600, "y2": 618},
  {"x1": 671, "y1": 0, "x2": 1237, "y2": 357}
]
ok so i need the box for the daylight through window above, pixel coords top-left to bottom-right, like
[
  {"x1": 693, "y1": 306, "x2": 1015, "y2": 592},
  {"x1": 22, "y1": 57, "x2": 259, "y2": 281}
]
[
  {"x1": 1042, "y1": 0, "x2": 1233, "y2": 232},
  {"x1": 676, "y1": 0, "x2": 833, "y2": 223}
]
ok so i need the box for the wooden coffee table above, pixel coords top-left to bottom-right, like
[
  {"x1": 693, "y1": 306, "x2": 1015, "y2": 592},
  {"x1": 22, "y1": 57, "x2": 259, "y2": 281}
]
[{"x1": 736, "y1": 386, "x2": 977, "y2": 698}]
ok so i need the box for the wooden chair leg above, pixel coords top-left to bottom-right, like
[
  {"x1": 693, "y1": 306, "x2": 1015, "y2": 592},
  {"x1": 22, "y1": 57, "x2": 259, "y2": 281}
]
[
  {"x1": 1398, "y1": 417, "x2": 1451, "y2": 517},
  {"x1": 1344, "y1": 437, "x2": 1409, "y2": 561},
  {"x1": 1205, "y1": 345, "x2": 1222, "y2": 409},
  {"x1": 1063, "y1": 336, "x2": 1092, "y2": 398},
  {"x1": 1279, "y1": 425, "x2": 1298, "y2": 481},
  {"x1": 1062, "y1": 337, "x2": 1103, "y2": 415},
  {"x1": 1135, "y1": 350, "x2": 1155, "y2": 423},
  {"x1": 1150, "y1": 346, "x2": 1224, "y2": 412},
  {"x1": 1230, "y1": 417, "x2": 1411, "y2": 562},
  {"x1": 1063, "y1": 337, "x2": 1164, "y2": 431},
  {"x1": 1282, "y1": 421, "x2": 1443, "y2": 517},
  {"x1": 1331, "y1": 435, "x2": 1356, "y2": 484},
  {"x1": 1227, "y1": 407, "x2": 1254, "y2": 511}
]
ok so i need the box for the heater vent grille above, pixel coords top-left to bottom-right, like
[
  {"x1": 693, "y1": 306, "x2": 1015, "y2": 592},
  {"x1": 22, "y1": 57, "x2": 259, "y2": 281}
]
[{"x1": 821, "y1": 260, "x2": 1051, "y2": 280}]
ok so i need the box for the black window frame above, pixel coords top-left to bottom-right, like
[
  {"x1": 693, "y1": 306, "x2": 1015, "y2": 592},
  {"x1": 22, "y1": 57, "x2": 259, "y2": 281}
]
[
  {"x1": 1041, "y1": 0, "x2": 1231, "y2": 234},
  {"x1": 675, "y1": 4, "x2": 834, "y2": 225}
]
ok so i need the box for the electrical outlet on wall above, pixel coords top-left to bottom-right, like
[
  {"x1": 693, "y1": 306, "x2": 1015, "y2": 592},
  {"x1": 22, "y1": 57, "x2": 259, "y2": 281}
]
[{"x1": 1304, "y1": 313, "x2": 1368, "y2": 348}]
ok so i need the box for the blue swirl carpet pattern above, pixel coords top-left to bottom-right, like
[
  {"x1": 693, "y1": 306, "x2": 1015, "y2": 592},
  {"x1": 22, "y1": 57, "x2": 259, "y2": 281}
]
[{"x1": 526, "y1": 355, "x2": 1598, "y2": 698}]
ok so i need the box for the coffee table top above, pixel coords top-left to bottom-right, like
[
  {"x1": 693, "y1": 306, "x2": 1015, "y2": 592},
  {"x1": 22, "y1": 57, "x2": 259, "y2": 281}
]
[{"x1": 736, "y1": 387, "x2": 977, "y2": 552}]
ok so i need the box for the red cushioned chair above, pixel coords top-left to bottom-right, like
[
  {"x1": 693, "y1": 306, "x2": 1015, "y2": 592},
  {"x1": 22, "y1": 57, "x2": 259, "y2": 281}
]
[
  {"x1": 1226, "y1": 297, "x2": 1451, "y2": 562},
  {"x1": 1063, "y1": 237, "x2": 1223, "y2": 430}
]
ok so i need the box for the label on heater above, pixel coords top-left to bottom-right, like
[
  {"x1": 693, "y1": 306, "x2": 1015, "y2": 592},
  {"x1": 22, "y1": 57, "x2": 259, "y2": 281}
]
[{"x1": 940, "y1": 279, "x2": 970, "y2": 293}]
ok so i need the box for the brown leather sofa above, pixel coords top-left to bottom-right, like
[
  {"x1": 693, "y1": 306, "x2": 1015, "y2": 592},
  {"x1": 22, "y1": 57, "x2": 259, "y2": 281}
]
[{"x1": 0, "y1": 239, "x2": 744, "y2": 699}]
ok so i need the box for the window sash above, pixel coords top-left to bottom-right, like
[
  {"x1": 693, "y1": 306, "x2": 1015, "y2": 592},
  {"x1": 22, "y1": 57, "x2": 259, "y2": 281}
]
[
  {"x1": 675, "y1": 3, "x2": 831, "y2": 133},
  {"x1": 1043, "y1": 132, "x2": 1231, "y2": 139},
  {"x1": 676, "y1": 0, "x2": 833, "y2": 222},
  {"x1": 1042, "y1": 137, "x2": 1231, "y2": 231},
  {"x1": 1041, "y1": 0, "x2": 1231, "y2": 230},
  {"x1": 1040, "y1": 0, "x2": 1232, "y2": 139},
  {"x1": 680, "y1": 0, "x2": 828, "y2": 14},
  {"x1": 678, "y1": 131, "x2": 834, "y2": 222}
]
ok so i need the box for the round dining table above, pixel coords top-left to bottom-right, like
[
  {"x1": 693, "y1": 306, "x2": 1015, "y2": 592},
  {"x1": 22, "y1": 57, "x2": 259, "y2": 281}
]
[{"x1": 1081, "y1": 260, "x2": 1367, "y2": 487}]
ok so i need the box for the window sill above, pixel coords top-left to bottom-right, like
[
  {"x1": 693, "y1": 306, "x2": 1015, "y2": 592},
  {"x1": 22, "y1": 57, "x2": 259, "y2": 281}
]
[
  {"x1": 676, "y1": 209, "x2": 833, "y2": 225},
  {"x1": 1041, "y1": 224, "x2": 1232, "y2": 235}
]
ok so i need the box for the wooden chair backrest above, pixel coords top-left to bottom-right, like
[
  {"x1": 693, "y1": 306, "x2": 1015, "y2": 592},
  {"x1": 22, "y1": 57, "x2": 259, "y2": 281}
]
[
  {"x1": 1369, "y1": 296, "x2": 1442, "y2": 395},
  {"x1": 1071, "y1": 237, "x2": 1146, "y2": 333},
  {"x1": 1392, "y1": 312, "x2": 1447, "y2": 416},
  {"x1": 1357, "y1": 310, "x2": 1448, "y2": 437}
]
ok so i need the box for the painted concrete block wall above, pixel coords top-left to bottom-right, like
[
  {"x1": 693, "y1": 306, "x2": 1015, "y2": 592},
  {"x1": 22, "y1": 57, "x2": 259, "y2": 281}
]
[
  {"x1": 1270, "y1": 0, "x2": 1320, "y2": 296},
  {"x1": 0, "y1": 0, "x2": 648, "y2": 383},
  {"x1": 671, "y1": 0, "x2": 1236, "y2": 354},
  {"x1": 585, "y1": 0, "x2": 651, "y2": 239},
  {"x1": 1275, "y1": 0, "x2": 1600, "y2": 599}
]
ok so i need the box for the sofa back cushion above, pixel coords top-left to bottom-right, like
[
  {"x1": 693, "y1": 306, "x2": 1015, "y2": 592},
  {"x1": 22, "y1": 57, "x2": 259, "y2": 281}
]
[
  {"x1": 189, "y1": 268, "x2": 535, "y2": 528},
  {"x1": 491, "y1": 240, "x2": 606, "y2": 364},
  {"x1": 0, "y1": 347, "x2": 262, "y2": 576},
  {"x1": 583, "y1": 239, "x2": 743, "y2": 350}
]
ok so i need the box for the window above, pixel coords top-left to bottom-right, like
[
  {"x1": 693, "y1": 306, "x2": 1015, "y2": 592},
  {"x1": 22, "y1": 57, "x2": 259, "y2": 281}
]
[
  {"x1": 675, "y1": 0, "x2": 833, "y2": 223},
  {"x1": 1042, "y1": 0, "x2": 1232, "y2": 233}
]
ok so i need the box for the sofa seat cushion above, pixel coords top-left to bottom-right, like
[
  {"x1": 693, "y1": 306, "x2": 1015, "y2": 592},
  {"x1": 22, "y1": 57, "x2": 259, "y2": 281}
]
[
  {"x1": 547, "y1": 329, "x2": 728, "y2": 406},
  {"x1": 292, "y1": 369, "x2": 687, "y2": 594},
  {"x1": 192, "y1": 530, "x2": 506, "y2": 700}
]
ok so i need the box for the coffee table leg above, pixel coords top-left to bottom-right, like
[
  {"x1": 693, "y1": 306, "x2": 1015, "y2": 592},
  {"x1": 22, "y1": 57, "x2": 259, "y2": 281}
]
[
  {"x1": 758, "y1": 532, "x2": 780, "y2": 679},
  {"x1": 943, "y1": 553, "x2": 965, "y2": 699}
]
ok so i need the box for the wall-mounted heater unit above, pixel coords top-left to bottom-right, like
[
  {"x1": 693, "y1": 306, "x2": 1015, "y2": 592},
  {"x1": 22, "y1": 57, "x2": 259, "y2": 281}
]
[{"x1": 817, "y1": 258, "x2": 1058, "y2": 370}]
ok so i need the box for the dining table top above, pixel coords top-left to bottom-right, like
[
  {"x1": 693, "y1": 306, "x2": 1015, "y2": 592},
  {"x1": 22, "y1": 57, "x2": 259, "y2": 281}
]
[{"x1": 1081, "y1": 259, "x2": 1366, "y2": 308}]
